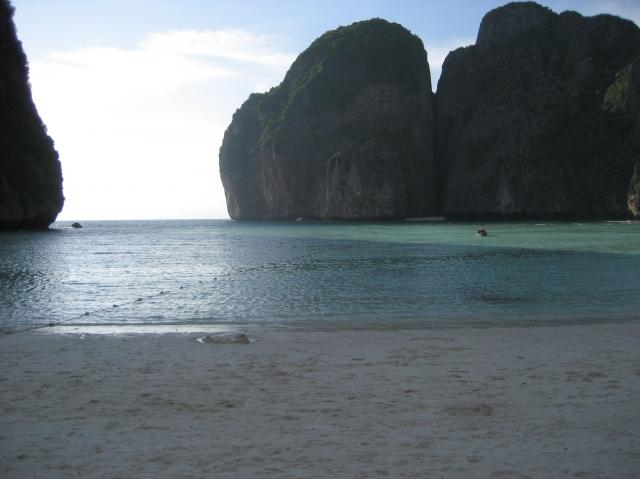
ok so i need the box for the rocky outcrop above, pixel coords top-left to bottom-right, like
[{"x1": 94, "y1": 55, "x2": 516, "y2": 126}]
[
  {"x1": 221, "y1": 3, "x2": 640, "y2": 221},
  {"x1": 197, "y1": 332, "x2": 250, "y2": 344},
  {"x1": 220, "y1": 19, "x2": 436, "y2": 220},
  {"x1": 436, "y1": 2, "x2": 640, "y2": 219},
  {"x1": 0, "y1": 0, "x2": 63, "y2": 229}
]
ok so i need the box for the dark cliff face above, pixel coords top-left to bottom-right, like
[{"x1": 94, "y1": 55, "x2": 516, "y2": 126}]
[
  {"x1": 0, "y1": 0, "x2": 63, "y2": 230},
  {"x1": 436, "y1": 1, "x2": 640, "y2": 219},
  {"x1": 221, "y1": 3, "x2": 640, "y2": 221},
  {"x1": 220, "y1": 19, "x2": 436, "y2": 220}
]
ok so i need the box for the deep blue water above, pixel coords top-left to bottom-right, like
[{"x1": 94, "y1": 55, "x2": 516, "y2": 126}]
[{"x1": 0, "y1": 220, "x2": 639, "y2": 331}]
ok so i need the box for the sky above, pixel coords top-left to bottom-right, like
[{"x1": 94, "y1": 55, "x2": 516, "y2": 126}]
[{"x1": 11, "y1": 0, "x2": 640, "y2": 220}]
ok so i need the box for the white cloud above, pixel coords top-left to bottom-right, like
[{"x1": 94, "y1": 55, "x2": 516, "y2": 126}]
[
  {"x1": 142, "y1": 29, "x2": 295, "y2": 68},
  {"x1": 29, "y1": 29, "x2": 295, "y2": 220},
  {"x1": 425, "y1": 37, "x2": 475, "y2": 90}
]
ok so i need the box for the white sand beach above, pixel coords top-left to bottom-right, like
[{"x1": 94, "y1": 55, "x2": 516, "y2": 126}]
[{"x1": 1, "y1": 322, "x2": 639, "y2": 478}]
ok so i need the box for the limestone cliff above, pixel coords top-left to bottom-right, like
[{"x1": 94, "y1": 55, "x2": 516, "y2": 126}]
[
  {"x1": 219, "y1": 19, "x2": 436, "y2": 220},
  {"x1": 0, "y1": 0, "x2": 63, "y2": 229},
  {"x1": 436, "y1": 2, "x2": 640, "y2": 219}
]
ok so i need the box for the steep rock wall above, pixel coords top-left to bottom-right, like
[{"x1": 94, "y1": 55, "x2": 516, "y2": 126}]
[
  {"x1": 220, "y1": 19, "x2": 436, "y2": 220},
  {"x1": 0, "y1": 0, "x2": 63, "y2": 229},
  {"x1": 436, "y1": 2, "x2": 640, "y2": 219}
]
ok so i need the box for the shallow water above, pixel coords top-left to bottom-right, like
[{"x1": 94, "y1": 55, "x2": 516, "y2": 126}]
[{"x1": 0, "y1": 220, "x2": 639, "y2": 331}]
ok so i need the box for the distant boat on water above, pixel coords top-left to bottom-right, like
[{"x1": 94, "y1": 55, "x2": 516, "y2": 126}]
[{"x1": 476, "y1": 225, "x2": 487, "y2": 237}]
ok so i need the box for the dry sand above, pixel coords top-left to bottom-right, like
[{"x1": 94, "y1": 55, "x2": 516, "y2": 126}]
[{"x1": 1, "y1": 322, "x2": 639, "y2": 478}]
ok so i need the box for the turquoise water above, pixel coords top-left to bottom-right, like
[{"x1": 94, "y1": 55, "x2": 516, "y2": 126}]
[{"x1": 0, "y1": 220, "x2": 638, "y2": 331}]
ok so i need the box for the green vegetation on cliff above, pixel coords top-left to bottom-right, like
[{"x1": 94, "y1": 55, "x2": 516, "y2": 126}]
[
  {"x1": 253, "y1": 19, "x2": 430, "y2": 146},
  {"x1": 603, "y1": 65, "x2": 632, "y2": 113}
]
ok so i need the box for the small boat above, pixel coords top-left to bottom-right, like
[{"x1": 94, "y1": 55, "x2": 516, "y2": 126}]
[{"x1": 476, "y1": 225, "x2": 487, "y2": 237}]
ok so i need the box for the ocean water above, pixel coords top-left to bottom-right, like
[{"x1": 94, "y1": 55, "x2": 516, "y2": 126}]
[{"x1": 0, "y1": 219, "x2": 639, "y2": 332}]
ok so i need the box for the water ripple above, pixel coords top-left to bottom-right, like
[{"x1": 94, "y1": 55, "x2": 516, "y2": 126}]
[{"x1": 1, "y1": 220, "x2": 639, "y2": 331}]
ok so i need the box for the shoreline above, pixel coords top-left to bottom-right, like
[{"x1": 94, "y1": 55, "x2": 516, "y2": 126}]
[
  {"x1": 4, "y1": 312, "x2": 639, "y2": 337},
  {"x1": 2, "y1": 321, "x2": 639, "y2": 478}
]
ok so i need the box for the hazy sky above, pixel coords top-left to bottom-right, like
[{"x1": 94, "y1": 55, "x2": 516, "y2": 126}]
[{"x1": 11, "y1": 0, "x2": 640, "y2": 220}]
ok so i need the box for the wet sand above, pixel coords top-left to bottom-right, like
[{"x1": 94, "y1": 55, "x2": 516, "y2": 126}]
[{"x1": 1, "y1": 322, "x2": 639, "y2": 478}]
